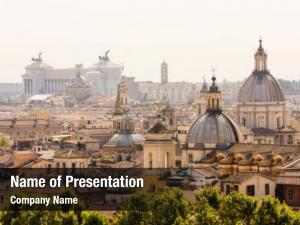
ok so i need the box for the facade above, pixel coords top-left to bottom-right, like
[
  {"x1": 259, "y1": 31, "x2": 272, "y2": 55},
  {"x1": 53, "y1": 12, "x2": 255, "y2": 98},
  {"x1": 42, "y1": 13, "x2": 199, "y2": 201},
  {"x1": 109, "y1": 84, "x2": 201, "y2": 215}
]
[
  {"x1": 221, "y1": 173, "x2": 276, "y2": 197},
  {"x1": 143, "y1": 122, "x2": 178, "y2": 168},
  {"x1": 22, "y1": 51, "x2": 122, "y2": 97},
  {"x1": 53, "y1": 150, "x2": 90, "y2": 168},
  {"x1": 276, "y1": 175, "x2": 300, "y2": 207},
  {"x1": 0, "y1": 118, "x2": 63, "y2": 139}
]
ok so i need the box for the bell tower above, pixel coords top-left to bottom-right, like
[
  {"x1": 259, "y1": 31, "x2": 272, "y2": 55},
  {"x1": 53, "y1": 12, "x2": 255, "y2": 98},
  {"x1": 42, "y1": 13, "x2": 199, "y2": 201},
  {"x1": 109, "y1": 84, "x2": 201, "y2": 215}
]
[
  {"x1": 161, "y1": 61, "x2": 168, "y2": 84},
  {"x1": 196, "y1": 79, "x2": 208, "y2": 116}
]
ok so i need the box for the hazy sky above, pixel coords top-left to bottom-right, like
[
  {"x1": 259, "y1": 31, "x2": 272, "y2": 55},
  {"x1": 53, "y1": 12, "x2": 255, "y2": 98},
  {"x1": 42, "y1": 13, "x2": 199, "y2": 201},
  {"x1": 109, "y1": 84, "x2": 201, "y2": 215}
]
[{"x1": 1, "y1": 0, "x2": 300, "y2": 83}]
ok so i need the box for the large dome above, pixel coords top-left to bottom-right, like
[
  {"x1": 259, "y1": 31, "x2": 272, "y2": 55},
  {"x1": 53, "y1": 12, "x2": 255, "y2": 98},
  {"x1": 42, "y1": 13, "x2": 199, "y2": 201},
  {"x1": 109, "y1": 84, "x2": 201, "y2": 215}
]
[
  {"x1": 187, "y1": 112, "x2": 240, "y2": 150},
  {"x1": 237, "y1": 71, "x2": 285, "y2": 103}
]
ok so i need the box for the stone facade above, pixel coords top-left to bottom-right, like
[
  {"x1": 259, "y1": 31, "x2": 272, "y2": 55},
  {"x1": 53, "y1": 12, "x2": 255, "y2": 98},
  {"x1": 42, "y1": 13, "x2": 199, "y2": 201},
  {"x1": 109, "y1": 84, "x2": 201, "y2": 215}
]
[{"x1": 22, "y1": 52, "x2": 122, "y2": 97}]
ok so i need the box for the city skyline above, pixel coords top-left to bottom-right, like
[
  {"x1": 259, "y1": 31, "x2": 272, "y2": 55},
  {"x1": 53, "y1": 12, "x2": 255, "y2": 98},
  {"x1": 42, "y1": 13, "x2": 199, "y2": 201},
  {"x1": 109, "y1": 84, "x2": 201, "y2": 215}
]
[{"x1": 1, "y1": 0, "x2": 300, "y2": 83}]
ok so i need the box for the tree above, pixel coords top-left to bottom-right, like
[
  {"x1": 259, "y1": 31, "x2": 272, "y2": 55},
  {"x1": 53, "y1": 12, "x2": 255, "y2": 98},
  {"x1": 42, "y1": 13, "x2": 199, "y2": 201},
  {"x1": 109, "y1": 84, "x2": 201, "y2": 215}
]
[
  {"x1": 195, "y1": 188, "x2": 221, "y2": 210},
  {"x1": 252, "y1": 196, "x2": 296, "y2": 225},
  {"x1": 60, "y1": 211, "x2": 79, "y2": 225},
  {"x1": 114, "y1": 189, "x2": 189, "y2": 225},
  {"x1": 82, "y1": 212, "x2": 109, "y2": 225},
  {"x1": 194, "y1": 194, "x2": 222, "y2": 225},
  {"x1": 219, "y1": 192, "x2": 256, "y2": 225},
  {"x1": 150, "y1": 188, "x2": 189, "y2": 225},
  {"x1": 2, "y1": 211, "x2": 62, "y2": 225}
]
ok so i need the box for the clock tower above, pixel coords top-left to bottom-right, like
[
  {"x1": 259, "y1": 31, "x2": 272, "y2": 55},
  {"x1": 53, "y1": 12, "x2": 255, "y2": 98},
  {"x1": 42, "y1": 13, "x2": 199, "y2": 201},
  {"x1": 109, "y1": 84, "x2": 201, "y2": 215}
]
[{"x1": 161, "y1": 61, "x2": 168, "y2": 84}]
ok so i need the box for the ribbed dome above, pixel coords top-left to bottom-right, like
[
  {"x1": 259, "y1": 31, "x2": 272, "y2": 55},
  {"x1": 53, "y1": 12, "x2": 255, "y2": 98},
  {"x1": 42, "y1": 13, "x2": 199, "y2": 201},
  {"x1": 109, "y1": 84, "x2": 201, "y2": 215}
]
[
  {"x1": 105, "y1": 133, "x2": 144, "y2": 147},
  {"x1": 187, "y1": 112, "x2": 240, "y2": 150},
  {"x1": 237, "y1": 71, "x2": 285, "y2": 103}
]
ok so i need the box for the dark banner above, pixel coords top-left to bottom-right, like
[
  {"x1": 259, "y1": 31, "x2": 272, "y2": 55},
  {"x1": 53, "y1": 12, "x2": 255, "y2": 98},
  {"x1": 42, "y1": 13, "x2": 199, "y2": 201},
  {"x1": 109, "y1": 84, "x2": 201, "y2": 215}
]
[{"x1": 0, "y1": 168, "x2": 191, "y2": 211}]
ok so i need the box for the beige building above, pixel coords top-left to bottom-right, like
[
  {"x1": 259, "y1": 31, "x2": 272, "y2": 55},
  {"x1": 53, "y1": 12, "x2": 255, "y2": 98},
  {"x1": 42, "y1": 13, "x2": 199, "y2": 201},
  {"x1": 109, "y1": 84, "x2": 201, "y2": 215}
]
[
  {"x1": 0, "y1": 118, "x2": 63, "y2": 139},
  {"x1": 53, "y1": 149, "x2": 90, "y2": 168},
  {"x1": 143, "y1": 122, "x2": 179, "y2": 168},
  {"x1": 221, "y1": 173, "x2": 275, "y2": 198}
]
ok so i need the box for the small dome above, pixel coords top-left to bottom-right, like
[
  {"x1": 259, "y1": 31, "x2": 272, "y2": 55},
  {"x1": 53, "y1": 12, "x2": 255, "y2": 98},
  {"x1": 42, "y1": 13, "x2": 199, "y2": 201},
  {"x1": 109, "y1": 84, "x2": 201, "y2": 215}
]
[
  {"x1": 105, "y1": 133, "x2": 144, "y2": 148},
  {"x1": 187, "y1": 112, "x2": 240, "y2": 150},
  {"x1": 237, "y1": 71, "x2": 285, "y2": 102}
]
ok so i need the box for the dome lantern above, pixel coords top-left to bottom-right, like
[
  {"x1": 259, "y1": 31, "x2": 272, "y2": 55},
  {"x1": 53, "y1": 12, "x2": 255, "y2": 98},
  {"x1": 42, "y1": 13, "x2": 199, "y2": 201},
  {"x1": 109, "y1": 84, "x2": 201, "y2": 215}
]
[
  {"x1": 207, "y1": 71, "x2": 222, "y2": 112},
  {"x1": 255, "y1": 38, "x2": 268, "y2": 72}
]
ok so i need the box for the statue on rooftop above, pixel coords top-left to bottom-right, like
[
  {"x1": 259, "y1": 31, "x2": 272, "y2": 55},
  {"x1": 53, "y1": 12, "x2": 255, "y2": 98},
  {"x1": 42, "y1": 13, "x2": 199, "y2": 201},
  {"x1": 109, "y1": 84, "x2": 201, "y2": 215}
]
[
  {"x1": 98, "y1": 50, "x2": 110, "y2": 61},
  {"x1": 31, "y1": 52, "x2": 43, "y2": 62}
]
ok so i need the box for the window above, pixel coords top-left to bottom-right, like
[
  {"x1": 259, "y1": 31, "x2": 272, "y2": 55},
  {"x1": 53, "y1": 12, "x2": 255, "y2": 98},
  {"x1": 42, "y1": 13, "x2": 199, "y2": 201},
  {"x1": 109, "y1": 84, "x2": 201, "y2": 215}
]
[
  {"x1": 234, "y1": 185, "x2": 239, "y2": 192},
  {"x1": 188, "y1": 154, "x2": 193, "y2": 163},
  {"x1": 225, "y1": 185, "x2": 231, "y2": 195},
  {"x1": 246, "y1": 185, "x2": 255, "y2": 196},
  {"x1": 149, "y1": 153, "x2": 152, "y2": 169},
  {"x1": 277, "y1": 117, "x2": 281, "y2": 129},
  {"x1": 287, "y1": 188, "x2": 293, "y2": 200},
  {"x1": 288, "y1": 135, "x2": 293, "y2": 144},
  {"x1": 258, "y1": 116, "x2": 264, "y2": 128},
  {"x1": 175, "y1": 160, "x2": 181, "y2": 168},
  {"x1": 169, "y1": 117, "x2": 173, "y2": 126},
  {"x1": 242, "y1": 117, "x2": 246, "y2": 126},
  {"x1": 280, "y1": 135, "x2": 284, "y2": 144},
  {"x1": 265, "y1": 184, "x2": 270, "y2": 195}
]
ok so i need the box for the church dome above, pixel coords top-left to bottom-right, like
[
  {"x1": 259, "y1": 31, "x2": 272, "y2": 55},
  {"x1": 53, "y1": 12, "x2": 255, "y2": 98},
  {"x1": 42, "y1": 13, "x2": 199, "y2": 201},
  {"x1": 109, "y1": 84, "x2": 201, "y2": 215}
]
[
  {"x1": 187, "y1": 75, "x2": 241, "y2": 150},
  {"x1": 237, "y1": 71, "x2": 285, "y2": 102},
  {"x1": 237, "y1": 39, "x2": 285, "y2": 103},
  {"x1": 187, "y1": 112, "x2": 240, "y2": 150}
]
